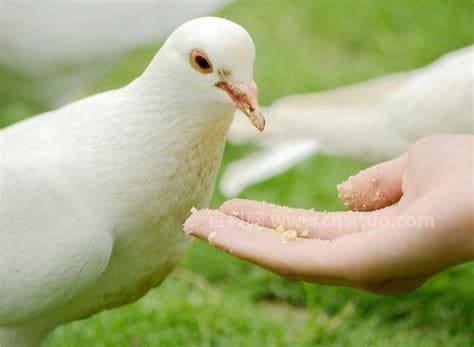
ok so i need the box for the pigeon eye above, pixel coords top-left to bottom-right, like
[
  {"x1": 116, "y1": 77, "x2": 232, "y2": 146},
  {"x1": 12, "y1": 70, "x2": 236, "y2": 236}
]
[{"x1": 190, "y1": 49, "x2": 213, "y2": 74}]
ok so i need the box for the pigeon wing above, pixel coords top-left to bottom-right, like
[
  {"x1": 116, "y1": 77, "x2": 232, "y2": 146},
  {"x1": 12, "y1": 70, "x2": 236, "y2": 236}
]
[{"x1": 0, "y1": 162, "x2": 113, "y2": 325}]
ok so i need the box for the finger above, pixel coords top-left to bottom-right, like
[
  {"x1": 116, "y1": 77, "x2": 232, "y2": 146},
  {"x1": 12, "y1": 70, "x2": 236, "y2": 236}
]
[
  {"x1": 337, "y1": 152, "x2": 408, "y2": 211},
  {"x1": 219, "y1": 199, "x2": 397, "y2": 240},
  {"x1": 184, "y1": 209, "x2": 279, "y2": 245},
  {"x1": 184, "y1": 209, "x2": 350, "y2": 284}
]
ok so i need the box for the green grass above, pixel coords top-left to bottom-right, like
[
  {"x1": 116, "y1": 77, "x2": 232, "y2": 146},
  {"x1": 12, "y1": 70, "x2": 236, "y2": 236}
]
[{"x1": 1, "y1": 0, "x2": 474, "y2": 346}]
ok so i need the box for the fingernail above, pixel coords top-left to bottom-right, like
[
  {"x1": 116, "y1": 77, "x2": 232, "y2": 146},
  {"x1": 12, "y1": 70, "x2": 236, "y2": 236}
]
[
  {"x1": 337, "y1": 174, "x2": 357, "y2": 201},
  {"x1": 183, "y1": 224, "x2": 194, "y2": 235},
  {"x1": 208, "y1": 231, "x2": 218, "y2": 243},
  {"x1": 183, "y1": 218, "x2": 197, "y2": 235}
]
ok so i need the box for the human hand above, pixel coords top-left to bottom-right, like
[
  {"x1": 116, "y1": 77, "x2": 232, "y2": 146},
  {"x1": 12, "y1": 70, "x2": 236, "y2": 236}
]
[{"x1": 184, "y1": 135, "x2": 474, "y2": 295}]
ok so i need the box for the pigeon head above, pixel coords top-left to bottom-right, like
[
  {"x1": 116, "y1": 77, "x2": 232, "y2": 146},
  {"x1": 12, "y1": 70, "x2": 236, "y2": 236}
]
[{"x1": 152, "y1": 17, "x2": 265, "y2": 131}]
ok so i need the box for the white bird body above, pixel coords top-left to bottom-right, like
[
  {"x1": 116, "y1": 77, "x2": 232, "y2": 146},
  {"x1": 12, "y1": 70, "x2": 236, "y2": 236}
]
[
  {"x1": 0, "y1": 17, "x2": 262, "y2": 346},
  {"x1": 221, "y1": 46, "x2": 474, "y2": 197}
]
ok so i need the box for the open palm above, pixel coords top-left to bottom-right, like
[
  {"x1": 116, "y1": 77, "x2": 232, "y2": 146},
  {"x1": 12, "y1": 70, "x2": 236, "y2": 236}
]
[{"x1": 185, "y1": 135, "x2": 474, "y2": 295}]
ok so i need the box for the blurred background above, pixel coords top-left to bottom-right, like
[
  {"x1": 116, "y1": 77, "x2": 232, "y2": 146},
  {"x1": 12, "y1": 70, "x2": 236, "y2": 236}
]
[{"x1": 1, "y1": 0, "x2": 473, "y2": 346}]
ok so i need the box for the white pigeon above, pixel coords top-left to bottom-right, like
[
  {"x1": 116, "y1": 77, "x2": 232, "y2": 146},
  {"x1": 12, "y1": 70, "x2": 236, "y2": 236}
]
[
  {"x1": 0, "y1": 17, "x2": 264, "y2": 347},
  {"x1": 221, "y1": 45, "x2": 474, "y2": 197}
]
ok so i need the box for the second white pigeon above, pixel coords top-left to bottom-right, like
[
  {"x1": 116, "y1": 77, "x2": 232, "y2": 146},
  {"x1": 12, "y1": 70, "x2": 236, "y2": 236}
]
[{"x1": 221, "y1": 46, "x2": 474, "y2": 197}]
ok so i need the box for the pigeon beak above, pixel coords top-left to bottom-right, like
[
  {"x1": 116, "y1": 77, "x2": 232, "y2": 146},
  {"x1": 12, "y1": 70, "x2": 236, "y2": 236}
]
[{"x1": 216, "y1": 80, "x2": 265, "y2": 132}]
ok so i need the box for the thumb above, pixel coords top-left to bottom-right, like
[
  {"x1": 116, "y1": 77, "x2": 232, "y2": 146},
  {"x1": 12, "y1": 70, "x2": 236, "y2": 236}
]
[{"x1": 337, "y1": 152, "x2": 408, "y2": 211}]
